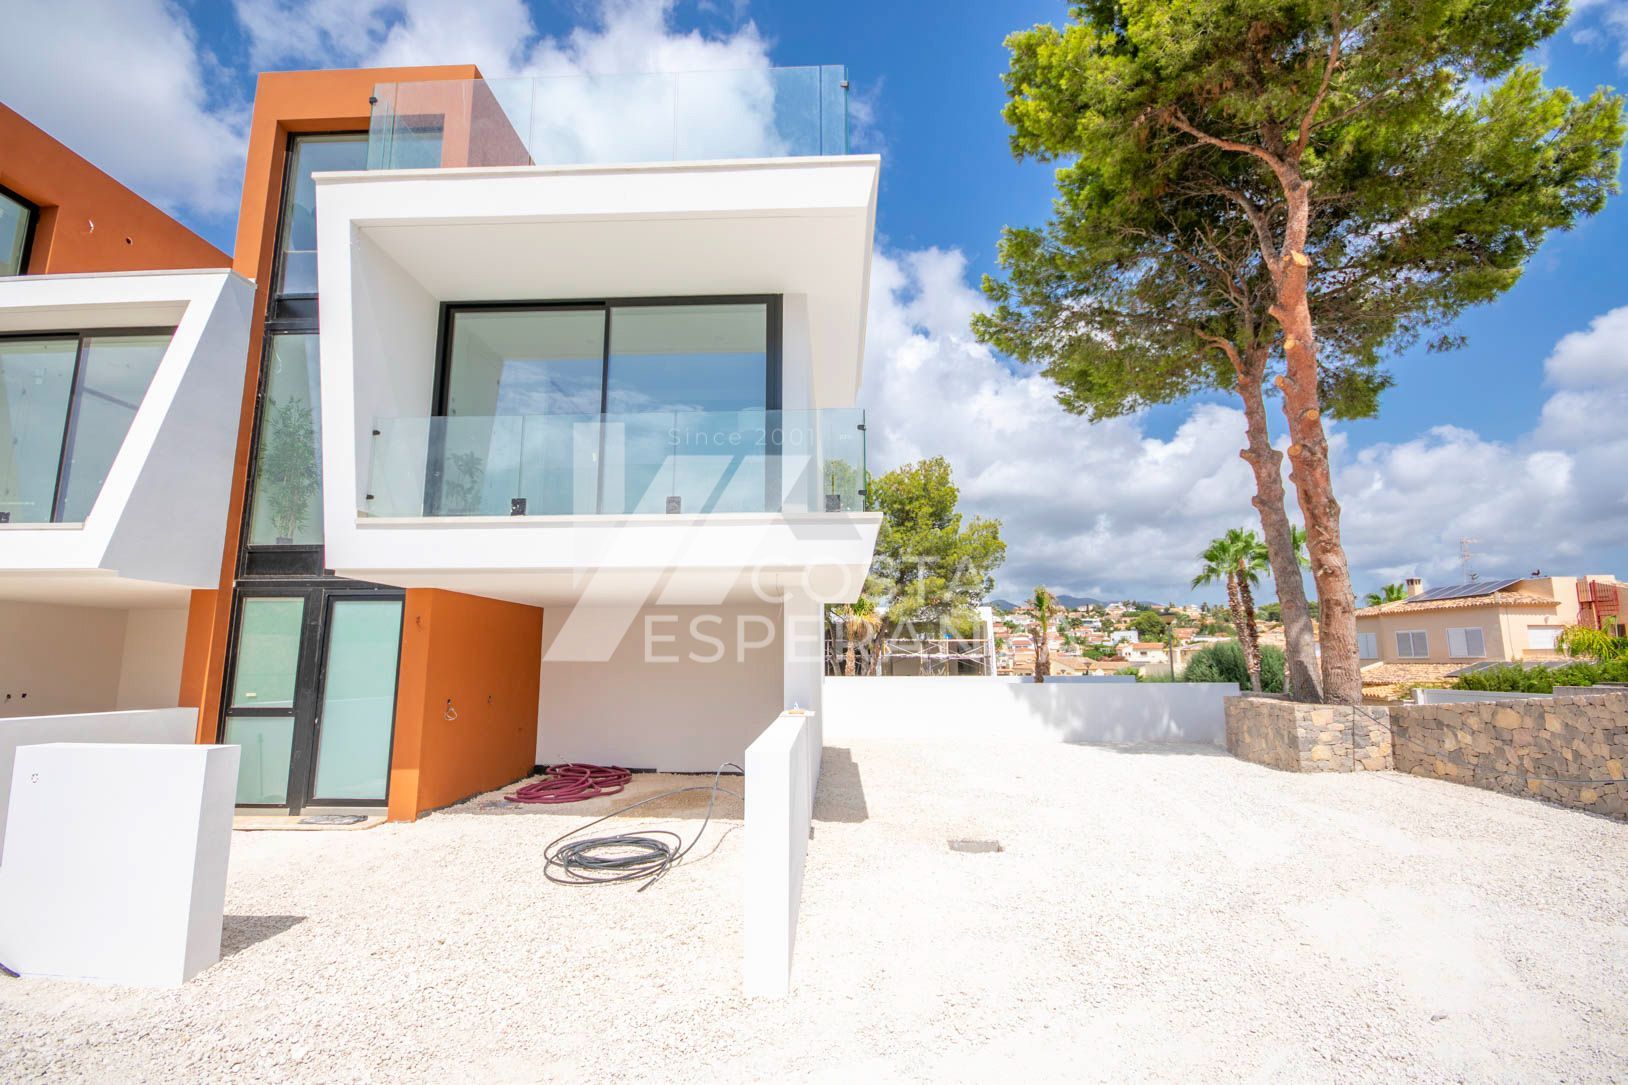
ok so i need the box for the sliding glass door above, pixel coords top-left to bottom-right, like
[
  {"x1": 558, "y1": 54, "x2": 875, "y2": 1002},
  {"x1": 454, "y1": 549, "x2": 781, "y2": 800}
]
[{"x1": 433, "y1": 296, "x2": 780, "y2": 515}]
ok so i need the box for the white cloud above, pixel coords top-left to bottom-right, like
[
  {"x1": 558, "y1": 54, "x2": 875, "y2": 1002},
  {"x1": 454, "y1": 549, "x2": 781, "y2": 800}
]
[
  {"x1": 859, "y1": 251, "x2": 1628, "y2": 602},
  {"x1": 1570, "y1": 0, "x2": 1628, "y2": 69},
  {"x1": 0, "y1": 0, "x2": 246, "y2": 219}
]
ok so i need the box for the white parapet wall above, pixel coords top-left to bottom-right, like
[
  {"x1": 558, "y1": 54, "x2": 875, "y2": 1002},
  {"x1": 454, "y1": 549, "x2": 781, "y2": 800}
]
[
  {"x1": 0, "y1": 742, "x2": 238, "y2": 986},
  {"x1": 822, "y1": 676, "x2": 1237, "y2": 745},
  {"x1": 1410, "y1": 688, "x2": 1555, "y2": 705},
  {"x1": 0, "y1": 708, "x2": 197, "y2": 863},
  {"x1": 742, "y1": 709, "x2": 818, "y2": 997}
]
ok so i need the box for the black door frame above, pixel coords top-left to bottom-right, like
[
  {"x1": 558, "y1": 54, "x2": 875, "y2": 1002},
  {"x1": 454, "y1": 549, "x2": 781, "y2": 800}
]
[{"x1": 219, "y1": 579, "x2": 405, "y2": 814}]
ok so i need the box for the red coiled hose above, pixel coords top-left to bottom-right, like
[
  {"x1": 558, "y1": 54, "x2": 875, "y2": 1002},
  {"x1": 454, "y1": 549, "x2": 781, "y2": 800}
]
[{"x1": 505, "y1": 763, "x2": 632, "y2": 804}]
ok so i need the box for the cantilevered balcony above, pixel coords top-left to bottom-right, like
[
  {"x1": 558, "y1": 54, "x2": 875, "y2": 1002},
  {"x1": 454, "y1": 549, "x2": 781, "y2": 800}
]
[{"x1": 366, "y1": 66, "x2": 849, "y2": 170}]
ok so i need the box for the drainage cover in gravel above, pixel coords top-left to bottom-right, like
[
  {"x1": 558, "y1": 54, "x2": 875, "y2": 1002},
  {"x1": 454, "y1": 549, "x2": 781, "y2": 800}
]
[
  {"x1": 947, "y1": 839, "x2": 1002, "y2": 853},
  {"x1": 299, "y1": 814, "x2": 368, "y2": 826}
]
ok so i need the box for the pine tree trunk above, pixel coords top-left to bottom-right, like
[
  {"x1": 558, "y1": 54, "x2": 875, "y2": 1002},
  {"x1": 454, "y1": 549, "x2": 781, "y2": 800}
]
[
  {"x1": 1236, "y1": 347, "x2": 1322, "y2": 702},
  {"x1": 1236, "y1": 571, "x2": 1263, "y2": 692},
  {"x1": 1269, "y1": 184, "x2": 1362, "y2": 705}
]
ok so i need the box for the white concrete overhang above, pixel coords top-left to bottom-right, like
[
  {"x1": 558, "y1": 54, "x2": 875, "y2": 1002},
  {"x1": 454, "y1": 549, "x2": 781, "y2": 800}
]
[
  {"x1": 314, "y1": 155, "x2": 878, "y2": 405},
  {"x1": 0, "y1": 270, "x2": 253, "y2": 605},
  {"x1": 330, "y1": 510, "x2": 882, "y2": 607},
  {"x1": 312, "y1": 156, "x2": 881, "y2": 605}
]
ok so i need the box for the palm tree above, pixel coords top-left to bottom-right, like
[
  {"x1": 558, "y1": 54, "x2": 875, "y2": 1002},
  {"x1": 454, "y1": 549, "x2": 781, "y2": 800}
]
[
  {"x1": 1364, "y1": 582, "x2": 1409, "y2": 607},
  {"x1": 1194, "y1": 529, "x2": 1269, "y2": 692},
  {"x1": 834, "y1": 596, "x2": 881, "y2": 677},
  {"x1": 1031, "y1": 586, "x2": 1058, "y2": 683}
]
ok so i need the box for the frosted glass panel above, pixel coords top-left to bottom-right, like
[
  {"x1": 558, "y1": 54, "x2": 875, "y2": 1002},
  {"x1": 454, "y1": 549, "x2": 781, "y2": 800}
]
[
  {"x1": 311, "y1": 599, "x2": 403, "y2": 801},
  {"x1": 230, "y1": 597, "x2": 304, "y2": 709},
  {"x1": 225, "y1": 715, "x2": 294, "y2": 805}
]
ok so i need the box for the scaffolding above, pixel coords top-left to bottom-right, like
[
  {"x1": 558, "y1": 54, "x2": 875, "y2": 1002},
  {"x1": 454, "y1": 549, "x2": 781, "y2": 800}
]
[{"x1": 880, "y1": 639, "x2": 992, "y2": 676}]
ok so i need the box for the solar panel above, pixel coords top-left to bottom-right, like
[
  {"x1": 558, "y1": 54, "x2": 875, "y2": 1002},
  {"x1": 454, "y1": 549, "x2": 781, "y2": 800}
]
[{"x1": 1412, "y1": 577, "x2": 1521, "y2": 602}]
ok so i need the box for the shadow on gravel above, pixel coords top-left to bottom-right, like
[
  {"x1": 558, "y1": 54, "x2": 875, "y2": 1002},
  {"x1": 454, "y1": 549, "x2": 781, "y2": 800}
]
[
  {"x1": 220, "y1": 915, "x2": 306, "y2": 959},
  {"x1": 815, "y1": 747, "x2": 869, "y2": 823},
  {"x1": 1095, "y1": 743, "x2": 1231, "y2": 757}
]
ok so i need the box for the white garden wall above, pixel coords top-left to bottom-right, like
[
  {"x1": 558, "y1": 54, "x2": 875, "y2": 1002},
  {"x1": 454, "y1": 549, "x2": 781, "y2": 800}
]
[
  {"x1": 0, "y1": 708, "x2": 196, "y2": 863},
  {"x1": 822, "y1": 676, "x2": 1236, "y2": 745},
  {"x1": 1411, "y1": 688, "x2": 1554, "y2": 705},
  {"x1": 742, "y1": 709, "x2": 818, "y2": 997}
]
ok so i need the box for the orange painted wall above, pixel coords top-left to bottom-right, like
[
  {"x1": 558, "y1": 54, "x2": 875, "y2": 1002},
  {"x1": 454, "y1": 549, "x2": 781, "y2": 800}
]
[
  {"x1": 178, "y1": 64, "x2": 484, "y2": 738},
  {"x1": 388, "y1": 589, "x2": 542, "y2": 821},
  {"x1": 0, "y1": 101, "x2": 226, "y2": 273}
]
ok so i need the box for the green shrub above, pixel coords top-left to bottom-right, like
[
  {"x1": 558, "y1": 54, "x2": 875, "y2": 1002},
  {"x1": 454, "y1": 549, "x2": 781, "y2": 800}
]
[
  {"x1": 1180, "y1": 641, "x2": 1285, "y2": 692},
  {"x1": 1452, "y1": 658, "x2": 1628, "y2": 693}
]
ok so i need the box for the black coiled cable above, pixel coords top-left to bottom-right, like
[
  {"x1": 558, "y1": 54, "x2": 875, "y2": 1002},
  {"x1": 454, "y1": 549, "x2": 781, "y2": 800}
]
[{"x1": 541, "y1": 762, "x2": 743, "y2": 891}]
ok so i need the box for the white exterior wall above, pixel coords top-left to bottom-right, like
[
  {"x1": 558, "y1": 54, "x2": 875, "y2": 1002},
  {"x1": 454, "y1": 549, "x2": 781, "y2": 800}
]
[
  {"x1": 742, "y1": 709, "x2": 817, "y2": 997},
  {"x1": 0, "y1": 708, "x2": 197, "y2": 863},
  {"x1": 0, "y1": 742, "x2": 236, "y2": 985},
  {"x1": 0, "y1": 602, "x2": 187, "y2": 719},
  {"x1": 822, "y1": 676, "x2": 1237, "y2": 745},
  {"x1": 539, "y1": 603, "x2": 783, "y2": 771},
  {"x1": 0, "y1": 270, "x2": 252, "y2": 603}
]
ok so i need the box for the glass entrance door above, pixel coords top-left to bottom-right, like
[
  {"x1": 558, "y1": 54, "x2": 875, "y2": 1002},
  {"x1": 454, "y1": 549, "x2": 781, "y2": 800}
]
[{"x1": 221, "y1": 584, "x2": 404, "y2": 813}]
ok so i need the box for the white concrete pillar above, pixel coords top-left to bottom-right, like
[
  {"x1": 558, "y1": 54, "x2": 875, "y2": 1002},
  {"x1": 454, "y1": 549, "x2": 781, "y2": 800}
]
[{"x1": 781, "y1": 590, "x2": 824, "y2": 799}]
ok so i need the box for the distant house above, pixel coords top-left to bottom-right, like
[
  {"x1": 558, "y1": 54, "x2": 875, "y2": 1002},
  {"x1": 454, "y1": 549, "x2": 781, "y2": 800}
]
[
  {"x1": 1122, "y1": 642, "x2": 1170, "y2": 665},
  {"x1": 1354, "y1": 574, "x2": 1622, "y2": 668}
]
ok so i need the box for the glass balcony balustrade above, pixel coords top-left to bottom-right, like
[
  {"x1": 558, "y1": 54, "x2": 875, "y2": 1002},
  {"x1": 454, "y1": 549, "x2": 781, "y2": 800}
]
[
  {"x1": 363, "y1": 408, "x2": 865, "y2": 519},
  {"x1": 367, "y1": 66, "x2": 849, "y2": 170}
]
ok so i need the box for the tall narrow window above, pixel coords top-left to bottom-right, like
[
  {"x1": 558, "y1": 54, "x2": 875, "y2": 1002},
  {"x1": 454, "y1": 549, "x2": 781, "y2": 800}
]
[
  {"x1": 273, "y1": 134, "x2": 369, "y2": 297},
  {"x1": 0, "y1": 188, "x2": 34, "y2": 277},
  {"x1": 247, "y1": 335, "x2": 324, "y2": 544}
]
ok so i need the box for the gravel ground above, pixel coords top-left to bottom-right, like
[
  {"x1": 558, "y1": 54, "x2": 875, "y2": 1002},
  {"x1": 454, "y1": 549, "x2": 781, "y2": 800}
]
[{"x1": 4, "y1": 741, "x2": 1627, "y2": 1083}]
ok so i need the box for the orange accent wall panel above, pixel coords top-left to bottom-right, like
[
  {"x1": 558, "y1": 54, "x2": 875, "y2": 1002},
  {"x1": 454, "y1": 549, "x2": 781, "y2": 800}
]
[
  {"x1": 0, "y1": 102, "x2": 227, "y2": 273},
  {"x1": 388, "y1": 589, "x2": 542, "y2": 821},
  {"x1": 193, "y1": 64, "x2": 484, "y2": 747}
]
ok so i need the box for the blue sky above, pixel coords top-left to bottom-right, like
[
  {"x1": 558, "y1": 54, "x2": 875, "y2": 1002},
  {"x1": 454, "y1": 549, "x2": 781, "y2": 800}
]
[{"x1": 4, "y1": 0, "x2": 1627, "y2": 601}]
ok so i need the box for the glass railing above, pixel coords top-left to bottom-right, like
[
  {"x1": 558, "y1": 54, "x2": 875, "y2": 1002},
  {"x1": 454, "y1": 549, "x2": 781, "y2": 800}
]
[
  {"x1": 367, "y1": 66, "x2": 849, "y2": 170},
  {"x1": 364, "y1": 408, "x2": 865, "y2": 518}
]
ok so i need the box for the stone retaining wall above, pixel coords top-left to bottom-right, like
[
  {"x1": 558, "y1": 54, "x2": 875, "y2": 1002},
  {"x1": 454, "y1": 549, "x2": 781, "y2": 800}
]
[
  {"x1": 1390, "y1": 692, "x2": 1628, "y2": 821},
  {"x1": 1224, "y1": 696, "x2": 1392, "y2": 772}
]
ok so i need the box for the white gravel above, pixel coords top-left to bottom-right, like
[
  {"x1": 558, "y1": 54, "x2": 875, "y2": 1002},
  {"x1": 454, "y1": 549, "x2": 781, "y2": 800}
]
[{"x1": 4, "y1": 741, "x2": 1627, "y2": 1083}]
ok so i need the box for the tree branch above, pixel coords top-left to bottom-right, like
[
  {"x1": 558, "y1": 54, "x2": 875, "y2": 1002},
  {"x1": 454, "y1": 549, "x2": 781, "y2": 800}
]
[{"x1": 1293, "y1": 2, "x2": 1342, "y2": 158}]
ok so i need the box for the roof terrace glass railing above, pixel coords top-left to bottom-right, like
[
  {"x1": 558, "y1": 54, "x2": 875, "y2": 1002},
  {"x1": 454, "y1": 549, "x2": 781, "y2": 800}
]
[
  {"x1": 364, "y1": 408, "x2": 865, "y2": 518},
  {"x1": 367, "y1": 66, "x2": 849, "y2": 170}
]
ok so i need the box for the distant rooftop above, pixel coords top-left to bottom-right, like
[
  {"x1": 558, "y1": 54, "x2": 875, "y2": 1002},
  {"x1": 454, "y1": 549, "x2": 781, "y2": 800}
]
[{"x1": 367, "y1": 66, "x2": 850, "y2": 171}]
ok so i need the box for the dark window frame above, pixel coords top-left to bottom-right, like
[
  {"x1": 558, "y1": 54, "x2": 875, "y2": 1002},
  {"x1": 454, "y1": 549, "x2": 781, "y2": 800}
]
[
  {"x1": 431, "y1": 295, "x2": 784, "y2": 418},
  {"x1": 267, "y1": 131, "x2": 368, "y2": 320},
  {"x1": 217, "y1": 579, "x2": 406, "y2": 814},
  {"x1": 428, "y1": 295, "x2": 783, "y2": 517},
  {"x1": 0, "y1": 326, "x2": 175, "y2": 524},
  {"x1": 0, "y1": 183, "x2": 38, "y2": 277},
  {"x1": 237, "y1": 329, "x2": 325, "y2": 578}
]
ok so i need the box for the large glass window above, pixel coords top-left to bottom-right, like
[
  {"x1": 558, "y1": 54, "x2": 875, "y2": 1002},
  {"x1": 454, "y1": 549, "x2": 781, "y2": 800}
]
[
  {"x1": 0, "y1": 332, "x2": 168, "y2": 523},
  {"x1": 604, "y1": 303, "x2": 768, "y2": 413},
  {"x1": 273, "y1": 134, "x2": 369, "y2": 297},
  {"x1": 247, "y1": 334, "x2": 324, "y2": 545},
  {"x1": 0, "y1": 188, "x2": 34, "y2": 277},
  {"x1": 435, "y1": 299, "x2": 776, "y2": 515}
]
